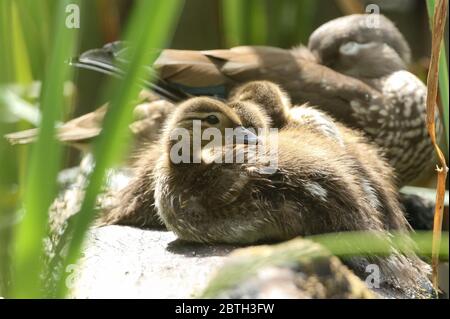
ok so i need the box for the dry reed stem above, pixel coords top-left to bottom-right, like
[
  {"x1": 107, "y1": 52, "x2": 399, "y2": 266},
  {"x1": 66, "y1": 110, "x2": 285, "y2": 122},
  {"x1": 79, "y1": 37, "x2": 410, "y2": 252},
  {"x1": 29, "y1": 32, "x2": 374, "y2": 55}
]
[{"x1": 426, "y1": 0, "x2": 448, "y2": 290}]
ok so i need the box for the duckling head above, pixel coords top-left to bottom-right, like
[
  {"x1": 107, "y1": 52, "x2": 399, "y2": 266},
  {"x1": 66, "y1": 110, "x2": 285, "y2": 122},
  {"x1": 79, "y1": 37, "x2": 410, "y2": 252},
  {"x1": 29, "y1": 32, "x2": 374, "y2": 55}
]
[
  {"x1": 230, "y1": 81, "x2": 291, "y2": 128},
  {"x1": 229, "y1": 100, "x2": 272, "y2": 131},
  {"x1": 161, "y1": 97, "x2": 260, "y2": 165}
]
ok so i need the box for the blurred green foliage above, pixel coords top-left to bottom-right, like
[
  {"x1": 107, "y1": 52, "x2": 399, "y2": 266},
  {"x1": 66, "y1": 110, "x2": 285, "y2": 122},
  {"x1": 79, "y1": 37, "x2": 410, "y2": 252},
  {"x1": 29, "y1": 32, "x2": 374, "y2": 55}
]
[
  {"x1": 0, "y1": 0, "x2": 447, "y2": 298},
  {"x1": 0, "y1": 0, "x2": 183, "y2": 298},
  {"x1": 221, "y1": 0, "x2": 317, "y2": 47},
  {"x1": 53, "y1": 0, "x2": 184, "y2": 298},
  {"x1": 11, "y1": 0, "x2": 79, "y2": 298}
]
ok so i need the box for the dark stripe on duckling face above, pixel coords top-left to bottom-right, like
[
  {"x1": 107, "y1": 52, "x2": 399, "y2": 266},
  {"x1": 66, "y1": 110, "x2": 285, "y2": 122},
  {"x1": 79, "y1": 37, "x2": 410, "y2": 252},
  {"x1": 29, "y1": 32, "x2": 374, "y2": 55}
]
[
  {"x1": 169, "y1": 97, "x2": 241, "y2": 130},
  {"x1": 164, "y1": 97, "x2": 263, "y2": 165}
]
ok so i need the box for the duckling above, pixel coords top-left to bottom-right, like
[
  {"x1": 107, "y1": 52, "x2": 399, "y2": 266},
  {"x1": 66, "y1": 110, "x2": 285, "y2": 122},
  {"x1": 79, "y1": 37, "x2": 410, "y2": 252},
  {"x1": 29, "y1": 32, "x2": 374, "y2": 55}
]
[
  {"x1": 103, "y1": 80, "x2": 426, "y2": 239},
  {"x1": 158, "y1": 85, "x2": 413, "y2": 238},
  {"x1": 108, "y1": 89, "x2": 432, "y2": 296},
  {"x1": 72, "y1": 14, "x2": 435, "y2": 185},
  {"x1": 100, "y1": 89, "x2": 273, "y2": 228},
  {"x1": 230, "y1": 81, "x2": 291, "y2": 128},
  {"x1": 231, "y1": 81, "x2": 440, "y2": 232},
  {"x1": 230, "y1": 80, "x2": 345, "y2": 145},
  {"x1": 98, "y1": 141, "x2": 165, "y2": 228},
  {"x1": 100, "y1": 97, "x2": 262, "y2": 228}
]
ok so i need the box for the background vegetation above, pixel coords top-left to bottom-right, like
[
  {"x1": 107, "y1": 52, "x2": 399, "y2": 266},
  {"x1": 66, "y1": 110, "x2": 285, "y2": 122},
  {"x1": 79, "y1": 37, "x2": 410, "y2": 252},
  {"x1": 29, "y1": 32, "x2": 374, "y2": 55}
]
[{"x1": 0, "y1": 0, "x2": 448, "y2": 298}]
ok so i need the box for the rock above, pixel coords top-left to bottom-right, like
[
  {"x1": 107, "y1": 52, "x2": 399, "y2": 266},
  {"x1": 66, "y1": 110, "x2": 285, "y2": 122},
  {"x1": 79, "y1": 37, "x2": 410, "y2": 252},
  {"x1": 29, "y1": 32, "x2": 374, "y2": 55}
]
[
  {"x1": 67, "y1": 226, "x2": 235, "y2": 298},
  {"x1": 66, "y1": 228, "x2": 379, "y2": 299}
]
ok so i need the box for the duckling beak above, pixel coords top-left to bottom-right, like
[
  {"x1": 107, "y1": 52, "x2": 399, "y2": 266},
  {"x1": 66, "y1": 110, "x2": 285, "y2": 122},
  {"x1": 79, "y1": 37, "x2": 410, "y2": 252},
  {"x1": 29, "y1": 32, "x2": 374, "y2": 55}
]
[{"x1": 234, "y1": 126, "x2": 259, "y2": 145}]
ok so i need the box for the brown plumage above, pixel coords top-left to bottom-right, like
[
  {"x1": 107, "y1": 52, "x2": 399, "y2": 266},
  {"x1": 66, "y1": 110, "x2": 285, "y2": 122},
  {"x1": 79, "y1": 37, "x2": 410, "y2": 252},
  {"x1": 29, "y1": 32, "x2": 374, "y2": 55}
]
[
  {"x1": 99, "y1": 97, "x2": 259, "y2": 227},
  {"x1": 103, "y1": 81, "x2": 432, "y2": 297},
  {"x1": 11, "y1": 14, "x2": 437, "y2": 185},
  {"x1": 230, "y1": 81, "x2": 291, "y2": 128},
  {"x1": 150, "y1": 14, "x2": 437, "y2": 185},
  {"x1": 308, "y1": 15, "x2": 438, "y2": 185}
]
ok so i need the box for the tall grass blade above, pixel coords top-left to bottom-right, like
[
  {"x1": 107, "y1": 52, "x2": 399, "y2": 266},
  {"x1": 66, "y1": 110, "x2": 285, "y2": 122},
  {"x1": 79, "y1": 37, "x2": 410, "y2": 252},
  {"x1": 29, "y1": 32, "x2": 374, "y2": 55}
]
[
  {"x1": 0, "y1": 0, "x2": 14, "y2": 83},
  {"x1": 14, "y1": 0, "x2": 52, "y2": 79},
  {"x1": 54, "y1": 0, "x2": 184, "y2": 298},
  {"x1": 11, "y1": 2, "x2": 33, "y2": 84},
  {"x1": 10, "y1": 0, "x2": 79, "y2": 298}
]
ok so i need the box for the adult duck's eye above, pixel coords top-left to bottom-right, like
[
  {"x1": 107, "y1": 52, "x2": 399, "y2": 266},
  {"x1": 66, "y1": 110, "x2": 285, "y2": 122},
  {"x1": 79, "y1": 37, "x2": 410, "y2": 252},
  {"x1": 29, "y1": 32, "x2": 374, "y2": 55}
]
[{"x1": 205, "y1": 115, "x2": 220, "y2": 125}]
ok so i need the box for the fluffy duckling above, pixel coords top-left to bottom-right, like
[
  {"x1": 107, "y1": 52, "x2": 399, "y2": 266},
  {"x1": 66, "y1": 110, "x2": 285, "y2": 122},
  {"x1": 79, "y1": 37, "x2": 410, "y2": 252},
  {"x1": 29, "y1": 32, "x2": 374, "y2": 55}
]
[
  {"x1": 99, "y1": 97, "x2": 261, "y2": 228},
  {"x1": 231, "y1": 81, "x2": 347, "y2": 146},
  {"x1": 155, "y1": 88, "x2": 414, "y2": 241},
  {"x1": 231, "y1": 81, "x2": 438, "y2": 231},
  {"x1": 230, "y1": 81, "x2": 291, "y2": 129},
  {"x1": 105, "y1": 88, "x2": 432, "y2": 296}
]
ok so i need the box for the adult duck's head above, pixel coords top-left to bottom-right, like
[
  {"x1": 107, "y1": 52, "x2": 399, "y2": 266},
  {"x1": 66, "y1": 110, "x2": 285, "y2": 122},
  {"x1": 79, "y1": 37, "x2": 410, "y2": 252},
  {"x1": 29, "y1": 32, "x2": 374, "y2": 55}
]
[
  {"x1": 161, "y1": 97, "x2": 261, "y2": 166},
  {"x1": 308, "y1": 14, "x2": 410, "y2": 78}
]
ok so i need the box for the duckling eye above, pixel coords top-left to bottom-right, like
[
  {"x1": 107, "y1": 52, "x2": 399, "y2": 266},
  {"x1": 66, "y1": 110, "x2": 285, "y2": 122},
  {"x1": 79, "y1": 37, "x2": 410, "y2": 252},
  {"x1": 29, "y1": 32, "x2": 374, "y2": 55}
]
[{"x1": 204, "y1": 115, "x2": 220, "y2": 125}]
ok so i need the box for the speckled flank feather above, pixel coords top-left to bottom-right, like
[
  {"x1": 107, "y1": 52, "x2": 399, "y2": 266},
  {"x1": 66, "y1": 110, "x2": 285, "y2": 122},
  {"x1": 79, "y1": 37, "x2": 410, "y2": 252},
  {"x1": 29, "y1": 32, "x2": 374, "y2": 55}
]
[
  {"x1": 348, "y1": 70, "x2": 438, "y2": 186},
  {"x1": 307, "y1": 15, "x2": 437, "y2": 186}
]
